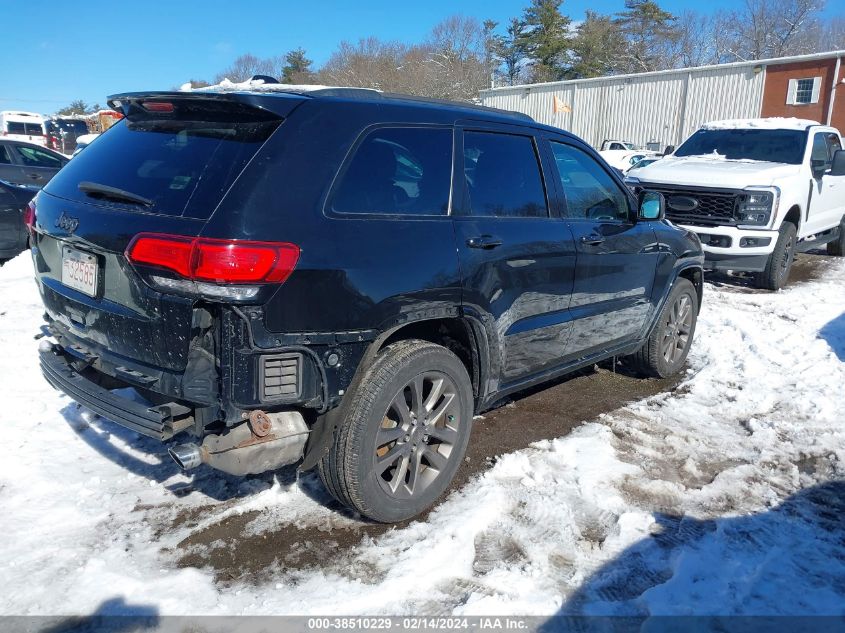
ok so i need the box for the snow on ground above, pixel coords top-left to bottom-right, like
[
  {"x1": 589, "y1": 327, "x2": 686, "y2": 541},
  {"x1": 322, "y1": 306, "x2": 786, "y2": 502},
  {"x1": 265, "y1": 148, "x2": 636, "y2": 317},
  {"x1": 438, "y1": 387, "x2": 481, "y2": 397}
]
[{"x1": 1, "y1": 252, "x2": 844, "y2": 618}]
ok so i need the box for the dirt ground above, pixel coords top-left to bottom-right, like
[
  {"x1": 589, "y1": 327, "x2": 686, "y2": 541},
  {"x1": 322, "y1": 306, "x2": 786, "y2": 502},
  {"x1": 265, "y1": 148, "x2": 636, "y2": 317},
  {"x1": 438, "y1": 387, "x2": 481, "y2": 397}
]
[{"x1": 172, "y1": 250, "x2": 834, "y2": 584}]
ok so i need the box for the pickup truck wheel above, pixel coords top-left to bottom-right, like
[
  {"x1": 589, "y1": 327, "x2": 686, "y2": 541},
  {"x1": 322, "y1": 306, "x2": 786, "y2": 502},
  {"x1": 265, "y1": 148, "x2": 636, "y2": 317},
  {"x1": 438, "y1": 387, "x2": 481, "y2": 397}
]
[
  {"x1": 628, "y1": 278, "x2": 698, "y2": 378},
  {"x1": 318, "y1": 340, "x2": 473, "y2": 523},
  {"x1": 827, "y1": 217, "x2": 845, "y2": 256},
  {"x1": 754, "y1": 222, "x2": 797, "y2": 290}
]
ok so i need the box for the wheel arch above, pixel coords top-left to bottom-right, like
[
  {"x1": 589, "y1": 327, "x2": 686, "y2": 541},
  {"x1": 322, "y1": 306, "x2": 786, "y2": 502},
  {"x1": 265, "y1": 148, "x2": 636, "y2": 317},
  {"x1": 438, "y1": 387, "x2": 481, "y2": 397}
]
[
  {"x1": 782, "y1": 204, "x2": 802, "y2": 231},
  {"x1": 376, "y1": 316, "x2": 484, "y2": 404},
  {"x1": 677, "y1": 265, "x2": 703, "y2": 313}
]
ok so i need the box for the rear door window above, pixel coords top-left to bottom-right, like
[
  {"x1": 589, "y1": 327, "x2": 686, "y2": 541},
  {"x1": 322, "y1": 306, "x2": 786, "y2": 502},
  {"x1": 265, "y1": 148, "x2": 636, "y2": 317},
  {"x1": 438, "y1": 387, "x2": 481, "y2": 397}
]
[
  {"x1": 12, "y1": 145, "x2": 64, "y2": 168},
  {"x1": 43, "y1": 110, "x2": 280, "y2": 218},
  {"x1": 331, "y1": 127, "x2": 453, "y2": 216},
  {"x1": 462, "y1": 131, "x2": 548, "y2": 218},
  {"x1": 550, "y1": 142, "x2": 630, "y2": 221},
  {"x1": 0, "y1": 145, "x2": 11, "y2": 164}
]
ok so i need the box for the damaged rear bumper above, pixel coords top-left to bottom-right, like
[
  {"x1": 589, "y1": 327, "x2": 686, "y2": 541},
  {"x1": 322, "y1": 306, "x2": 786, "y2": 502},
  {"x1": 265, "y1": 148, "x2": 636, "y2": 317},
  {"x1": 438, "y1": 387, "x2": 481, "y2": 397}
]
[
  {"x1": 40, "y1": 342, "x2": 311, "y2": 475},
  {"x1": 39, "y1": 342, "x2": 193, "y2": 440}
]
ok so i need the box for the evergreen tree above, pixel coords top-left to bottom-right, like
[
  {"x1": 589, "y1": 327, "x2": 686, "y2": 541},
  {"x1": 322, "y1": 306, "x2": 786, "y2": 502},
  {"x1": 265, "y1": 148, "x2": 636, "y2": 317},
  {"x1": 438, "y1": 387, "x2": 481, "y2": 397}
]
[
  {"x1": 570, "y1": 12, "x2": 625, "y2": 78},
  {"x1": 491, "y1": 18, "x2": 529, "y2": 85},
  {"x1": 55, "y1": 100, "x2": 90, "y2": 116},
  {"x1": 518, "y1": 0, "x2": 572, "y2": 82},
  {"x1": 614, "y1": 0, "x2": 679, "y2": 73},
  {"x1": 282, "y1": 48, "x2": 313, "y2": 83}
]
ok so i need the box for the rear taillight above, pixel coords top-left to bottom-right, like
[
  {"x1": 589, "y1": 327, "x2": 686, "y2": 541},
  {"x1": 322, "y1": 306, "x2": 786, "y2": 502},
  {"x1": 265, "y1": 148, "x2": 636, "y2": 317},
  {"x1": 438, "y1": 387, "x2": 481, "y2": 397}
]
[
  {"x1": 23, "y1": 200, "x2": 36, "y2": 234},
  {"x1": 126, "y1": 234, "x2": 300, "y2": 285}
]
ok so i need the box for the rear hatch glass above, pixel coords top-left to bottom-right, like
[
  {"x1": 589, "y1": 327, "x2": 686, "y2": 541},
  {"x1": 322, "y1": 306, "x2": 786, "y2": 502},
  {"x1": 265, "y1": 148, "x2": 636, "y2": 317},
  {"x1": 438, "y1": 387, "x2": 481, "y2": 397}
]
[{"x1": 43, "y1": 100, "x2": 282, "y2": 218}]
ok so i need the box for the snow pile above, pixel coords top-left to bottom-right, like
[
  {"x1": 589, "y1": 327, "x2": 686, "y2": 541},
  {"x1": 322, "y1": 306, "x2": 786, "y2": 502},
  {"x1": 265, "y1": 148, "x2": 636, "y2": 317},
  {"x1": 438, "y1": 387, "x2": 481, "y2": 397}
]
[
  {"x1": 702, "y1": 117, "x2": 820, "y2": 130},
  {"x1": 0, "y1": 252, "x2": 844, "y2": 617}
]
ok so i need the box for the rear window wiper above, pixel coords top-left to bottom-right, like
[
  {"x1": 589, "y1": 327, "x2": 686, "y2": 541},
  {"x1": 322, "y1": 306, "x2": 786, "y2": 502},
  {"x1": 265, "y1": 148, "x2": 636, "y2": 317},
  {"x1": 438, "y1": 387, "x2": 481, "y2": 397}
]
[{"x1": 78, "y1": 181, "x2": 154, "y2": 208}]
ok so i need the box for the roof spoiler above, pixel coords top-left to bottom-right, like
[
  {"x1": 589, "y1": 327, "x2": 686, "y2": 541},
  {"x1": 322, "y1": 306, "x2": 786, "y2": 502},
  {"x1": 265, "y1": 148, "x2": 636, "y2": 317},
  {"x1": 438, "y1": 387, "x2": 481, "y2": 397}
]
[{"x1": 107, "y1": 91, "x2": 306, "y2": 119}]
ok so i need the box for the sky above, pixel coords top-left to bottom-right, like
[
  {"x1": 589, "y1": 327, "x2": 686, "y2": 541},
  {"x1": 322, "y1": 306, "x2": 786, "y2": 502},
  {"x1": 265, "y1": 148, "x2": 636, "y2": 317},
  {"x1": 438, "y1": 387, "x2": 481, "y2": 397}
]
[{"x1": 1, "y1": 0, "x2": 838, "y2": 115}]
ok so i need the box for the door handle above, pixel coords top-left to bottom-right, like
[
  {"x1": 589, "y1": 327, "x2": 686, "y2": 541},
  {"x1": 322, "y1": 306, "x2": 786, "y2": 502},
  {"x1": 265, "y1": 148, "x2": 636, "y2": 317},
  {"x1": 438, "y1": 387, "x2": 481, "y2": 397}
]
[
  {"x1": 466, "y1": 235, "x2": 503, "y2": 249},
  {"x1": 28, "y1": 173, "x2": 43, "y2": 180},
  {"x1": 580, "y1": 234, "x2": 604, "y2": 245}
]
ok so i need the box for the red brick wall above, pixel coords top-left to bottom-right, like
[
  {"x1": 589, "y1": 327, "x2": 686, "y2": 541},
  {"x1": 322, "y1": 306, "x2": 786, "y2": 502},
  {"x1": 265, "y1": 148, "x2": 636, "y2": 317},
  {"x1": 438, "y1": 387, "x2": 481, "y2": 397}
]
[
  {"x1": 830, "y1": 64, "x2": 845, "y2": 132},
  {"x1": 761, "y1": 59, "x2": 840, "y2": 125}
]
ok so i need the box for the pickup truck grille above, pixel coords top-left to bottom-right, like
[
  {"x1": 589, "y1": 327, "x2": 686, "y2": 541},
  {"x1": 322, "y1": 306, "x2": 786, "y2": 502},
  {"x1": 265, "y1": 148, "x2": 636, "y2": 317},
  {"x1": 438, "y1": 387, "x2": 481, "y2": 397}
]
[{"x1": 639, "y1": 184, "x2": 740, "y2": 226}]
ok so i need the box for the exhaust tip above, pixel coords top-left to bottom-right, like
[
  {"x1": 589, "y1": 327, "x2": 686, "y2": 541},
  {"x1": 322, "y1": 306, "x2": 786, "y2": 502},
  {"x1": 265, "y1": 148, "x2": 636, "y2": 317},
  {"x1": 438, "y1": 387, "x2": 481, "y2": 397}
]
[{"x1": 169, "y1": 443, "x2": 203, "y2": 471}]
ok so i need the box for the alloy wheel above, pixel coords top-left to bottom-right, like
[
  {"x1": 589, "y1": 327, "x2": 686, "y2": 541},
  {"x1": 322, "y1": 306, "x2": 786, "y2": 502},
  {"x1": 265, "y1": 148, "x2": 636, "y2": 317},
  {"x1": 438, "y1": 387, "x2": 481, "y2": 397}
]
[
  {"x1": 780, "y1": 234, "x2": 795, "y2": 281},
  {"x1": 661, "y1": 293, "x2": 693, "y2": 365},
  {"x1": 373, "y1": 371, "x2": 461, "y2": 499}
]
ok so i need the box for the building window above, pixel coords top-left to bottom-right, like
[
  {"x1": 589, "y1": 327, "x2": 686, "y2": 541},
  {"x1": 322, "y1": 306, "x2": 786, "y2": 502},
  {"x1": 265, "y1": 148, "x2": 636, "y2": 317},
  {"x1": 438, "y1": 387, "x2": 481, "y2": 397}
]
[
  {"x1": 787, "y1": 77, "x2": 821, "y2": 105},
  {"x1": 795, "y1": 78, "x2": 815, "y2": 103}
]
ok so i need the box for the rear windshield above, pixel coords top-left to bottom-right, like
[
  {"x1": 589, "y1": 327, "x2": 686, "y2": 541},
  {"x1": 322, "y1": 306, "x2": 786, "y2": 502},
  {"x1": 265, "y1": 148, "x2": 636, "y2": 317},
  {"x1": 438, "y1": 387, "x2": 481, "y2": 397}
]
[
  {"x1": 6, "y1": 122, "x2": 43, "y2": 136},
  {"x1": 55, "y1": 120, "x2": 89, "y2": 135},
  {"x1": 44, "y1": 114, "x2": 280, "y2": 217},
  {"x1": 675, "y1": 128, "x2": 806, "y2": 164}
]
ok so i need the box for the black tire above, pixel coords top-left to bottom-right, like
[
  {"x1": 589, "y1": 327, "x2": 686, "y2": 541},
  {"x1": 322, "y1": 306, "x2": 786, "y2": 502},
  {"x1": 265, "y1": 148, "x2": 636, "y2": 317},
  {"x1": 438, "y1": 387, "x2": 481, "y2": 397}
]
[
  {"x1": 827, "y1": 217, "x2": 845, "y2": 256},
  {"x1": 754, "y1": 222, "x2": 797, "y2": 290},
  {"x1": 318, "y1": 339, "x2": 473, "y2": 523},
  {"x1": 628, "y1": 278, "x2": 698, "y2": 379}
]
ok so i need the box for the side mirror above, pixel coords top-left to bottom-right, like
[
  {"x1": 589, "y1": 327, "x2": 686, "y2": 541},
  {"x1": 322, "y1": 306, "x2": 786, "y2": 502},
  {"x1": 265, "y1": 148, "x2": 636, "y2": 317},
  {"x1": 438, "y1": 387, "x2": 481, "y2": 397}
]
[
  {"x1": 638, "y1": 191, "x2": 665, "y2": 221},
  {"x1": 663, "y1": 145, "x2": 675, "y2": 155},
  {"x1": 830, "y1": 149, "x2": 845, "y2": 177},
  {"x1": 811, "y1": 158, "x2": 828, "y2": 179}
]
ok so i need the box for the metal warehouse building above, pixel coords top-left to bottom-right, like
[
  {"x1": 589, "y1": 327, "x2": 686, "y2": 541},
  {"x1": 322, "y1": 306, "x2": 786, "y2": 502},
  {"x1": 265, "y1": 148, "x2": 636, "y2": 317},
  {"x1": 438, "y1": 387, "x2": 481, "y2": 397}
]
[{"x1": 480, "y1": 50, "x2": 845, "y2": 150}]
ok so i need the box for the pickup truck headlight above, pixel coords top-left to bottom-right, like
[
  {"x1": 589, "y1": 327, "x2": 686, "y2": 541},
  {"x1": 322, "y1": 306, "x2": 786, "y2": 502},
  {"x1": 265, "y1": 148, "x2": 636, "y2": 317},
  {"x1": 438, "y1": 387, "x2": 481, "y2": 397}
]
[{"x1": 737, "y1": 187, "x2": 778, "y2": 228}]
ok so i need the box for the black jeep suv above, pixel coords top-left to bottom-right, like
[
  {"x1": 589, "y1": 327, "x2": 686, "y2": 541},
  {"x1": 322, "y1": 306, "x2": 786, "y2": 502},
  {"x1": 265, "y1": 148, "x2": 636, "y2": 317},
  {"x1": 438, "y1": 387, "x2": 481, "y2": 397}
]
[{"x1": 32, "y1": 87, "x2": 703, "y2": 522}]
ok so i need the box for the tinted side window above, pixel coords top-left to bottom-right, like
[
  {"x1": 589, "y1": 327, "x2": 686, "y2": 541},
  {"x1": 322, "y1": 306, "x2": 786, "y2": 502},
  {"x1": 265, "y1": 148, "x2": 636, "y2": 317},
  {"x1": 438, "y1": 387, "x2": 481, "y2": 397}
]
[
  {"x1": 550, "y1": 142, "x2": 630, "y2": 221},
  {"x1": 811, "y1": 133, "x2": 831, "y2": 168},
  {"x1": 332, "y1": 127, "x2": 452, "y2": 216},
  {"x1": 0, "y1": 145, "x2": 10, "y2": 164},
  {"x1": 463, "y1": 131, "x2": 548, "y2": 218}
]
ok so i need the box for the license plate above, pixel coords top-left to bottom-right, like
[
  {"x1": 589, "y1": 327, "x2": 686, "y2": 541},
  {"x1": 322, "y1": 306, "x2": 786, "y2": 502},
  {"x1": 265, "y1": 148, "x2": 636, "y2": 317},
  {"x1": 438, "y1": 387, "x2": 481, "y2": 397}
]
[{"x1": 61, "y1": 246, "x2": 98, "y2": 297}]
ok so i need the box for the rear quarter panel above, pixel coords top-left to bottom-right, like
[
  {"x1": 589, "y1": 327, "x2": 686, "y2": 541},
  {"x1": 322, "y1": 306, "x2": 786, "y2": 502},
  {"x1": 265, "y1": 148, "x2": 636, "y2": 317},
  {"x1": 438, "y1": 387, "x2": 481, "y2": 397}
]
[{"x1": 203, "y1": 100, "x2": 463, "y2": 337}]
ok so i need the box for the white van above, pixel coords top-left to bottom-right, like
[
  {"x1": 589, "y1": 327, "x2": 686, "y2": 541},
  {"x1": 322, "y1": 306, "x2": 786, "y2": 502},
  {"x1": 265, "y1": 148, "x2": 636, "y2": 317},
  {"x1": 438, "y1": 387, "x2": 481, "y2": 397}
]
[{"x1": 0, "y1": 111, "x2": 46, "y2": 146}]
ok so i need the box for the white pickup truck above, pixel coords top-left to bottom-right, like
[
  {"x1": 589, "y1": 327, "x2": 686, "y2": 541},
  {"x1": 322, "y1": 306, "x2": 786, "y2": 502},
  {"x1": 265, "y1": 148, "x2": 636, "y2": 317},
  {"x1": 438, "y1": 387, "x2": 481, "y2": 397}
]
[{"x1": 627, "y1": 118, "x2": 845, "y2": 289}]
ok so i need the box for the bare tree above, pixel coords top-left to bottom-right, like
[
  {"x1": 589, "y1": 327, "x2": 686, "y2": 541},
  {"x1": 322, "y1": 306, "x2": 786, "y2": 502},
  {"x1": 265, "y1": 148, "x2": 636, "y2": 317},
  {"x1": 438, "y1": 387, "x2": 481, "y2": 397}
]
[
  {"x1": 721, "y1": 0, "x2": 825, "y2": 61},
  {"x1": 317, "y1": 38, "x2": 410, "y2": 91},
  {"x1": 422, "y1": 15, "x2": 490, "y2": 100},
  {"x1": 316, "y1": 16, "x2": 490, "y2": 101},
  {"x1": 808, "y1": 15, "x2": 845, "y2": 51},
  {"x1": 214, "y1": 54, "x2": 279, "y2": 83},
  {"x1": 666, "y1": 11, "x2": 723, "y2": 68}
]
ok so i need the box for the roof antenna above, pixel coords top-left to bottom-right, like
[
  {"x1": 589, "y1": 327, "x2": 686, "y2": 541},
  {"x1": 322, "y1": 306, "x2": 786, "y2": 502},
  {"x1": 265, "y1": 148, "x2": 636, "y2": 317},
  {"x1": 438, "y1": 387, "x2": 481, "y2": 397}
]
[{"x1": 250, "y1": 74, "x2": 280, "y2": 84}]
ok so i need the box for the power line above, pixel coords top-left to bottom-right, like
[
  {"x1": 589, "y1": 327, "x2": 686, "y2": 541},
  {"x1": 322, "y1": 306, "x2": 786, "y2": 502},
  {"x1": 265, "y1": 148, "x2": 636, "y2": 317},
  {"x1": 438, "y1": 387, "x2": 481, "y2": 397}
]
[{"x1": 0, "y1": 97, "x2": 83, "y2": 104}]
